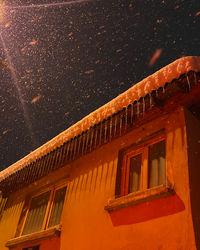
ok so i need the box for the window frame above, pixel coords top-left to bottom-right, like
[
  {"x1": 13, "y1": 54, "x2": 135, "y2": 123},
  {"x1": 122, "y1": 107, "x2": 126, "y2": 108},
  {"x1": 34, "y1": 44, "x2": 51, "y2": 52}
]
[
  {"x1": 105, "y1": 132, "x2": 175, "y2": 212},
  {"x1": 20, "y1": 182, "x2": 67, "y2": 236},
  {"x1": 121, "y1": 134, "x2": 166, "y2": 197}
]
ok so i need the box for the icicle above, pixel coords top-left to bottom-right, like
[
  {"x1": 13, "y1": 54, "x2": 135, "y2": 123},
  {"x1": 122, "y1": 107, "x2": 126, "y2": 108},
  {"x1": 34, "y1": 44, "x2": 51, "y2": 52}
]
[
  {"x1": 119, "y1": 113, "x2": 123, "y2": 136},
  {"x1": 142, "y1": 97, "x2": 145, "y2": 116},
  {"x1": 69, "y1": 139, "x2": 74, "y2": 160},
  {"x1": 137, "y1": 101, "x2": 140, "y2": 118},
  {"x1": 23, "y1": 164, "x2": 29, "y2": 185},
  {"x1": 186, "y1": 73, "x2": 191, "y2": 91},
  {"x1": 90, "y1": 127, "x2": 94, "y2": 152},
  {"x1": 114, "y1": 115, "x2": 117, "y2": 137},
  {"x1": 156, "y1": 89, "x2": 158, "y2": 97},
  {"x1": 109, "y1": 116, "x2": 112, "y2": 141},
  {"x1": 39, "y1": 158, "x2": 44, "y2": 175},
  {"x1": 40, "y1": 157, "x2": 46, "y2": 177},
  {"x1": 77, "y1": 135, "x2": 82, "y2": 156},
  {"x1": 29, "y1": 162, "x2": 35, "y2": 181},
  {"x1": 125, "y1": 107, "x2": 128, "y2": 130},
  {"x1": 99, "y1": 122, "x2": 103, "y2": 146},
  {"x1": 149, "y1": 93, "x2": 152, "y2": 109},
  {"x1": 37, "y1": 158, "x2": 43, "y2": 177},
  {"x1": 130, "y1": 103, "x2": 134, "y2": 124},
  {"x1": 45, "y1": 153, "x2": 51, "y2": 172},
  {"x1": 194, "y1": 71, "x2": 197, "y2": 85},
  {"x1": 50, "y1": 152, "x2": 55, "y2": 169},
  {"x1": 104, "y1": 120, "x2": 107, "y2": 143},
  {"x1": 22, "y1": 165, "x2": 29, "y2": 185},
  {"x1": 66, "y1": 141, "x2": 71, "y2": 161},
  {"x1": 64, "y1": 145, "x2": 68, "y2": 165},
  {"x1": 61, "y1": 143, "x2": 67, "y2": 164},
  {"x1": 32, "y1": 160, "x2": 37, "y2": 181},
  {"x1": 82, "y1": 133, "x2": 86, "y2": 155},
  {"x1": 46, "y1": 154, "x2": 51, "y2": 172},
  {"x1": 56, "y1": 147, "x2": 61, "y2": 166},
  {"x1": 85, "y1": 130, "x2": 90, "y2": 153},
  {"x1": 70, "y1": 140, "x2": 75, "y2": 160},
  {"x1": 58, "y1": 146, "x2": 64, "y2": 166},
  {"x1": 54, "y1": 150, "x2": 59, "y2": 168},
  {"x1": 73, "y1": 137, "x2": 78, "y2": 159},
  {"x1": 22, "y1": 165, "x2": 28, "y2": 185},
  {"x1": 52, "y1": 151, "x2": 57, "y2": 169},
  {"x1": 58, "y1": 147, "x2": 63, "y2": 165},
  {"x1": 94, "y1": 126, "x2": 98, "y2": 148}
]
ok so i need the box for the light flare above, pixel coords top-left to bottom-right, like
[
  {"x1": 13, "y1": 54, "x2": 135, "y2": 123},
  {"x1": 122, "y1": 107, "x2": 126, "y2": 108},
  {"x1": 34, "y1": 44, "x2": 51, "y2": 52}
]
[
  {"x1": 0, "y1": 33, "x2": 36, "y2": 147},
  {"x1": 4, "y1": 0, "x2": 91, "y2": 10},
  {"x1": 0, "y1": 1, "x2": 5, "y2": 22}
]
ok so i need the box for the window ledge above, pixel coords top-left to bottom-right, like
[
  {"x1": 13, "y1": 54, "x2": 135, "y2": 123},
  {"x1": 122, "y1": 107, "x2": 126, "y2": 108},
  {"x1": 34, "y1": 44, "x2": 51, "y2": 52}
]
[
  {"x1": 105, "y1": 185, "x2": 174, "y2": 212},
  {"x1": 5, "y1": 225, "x2": 61, "y2": 248}
]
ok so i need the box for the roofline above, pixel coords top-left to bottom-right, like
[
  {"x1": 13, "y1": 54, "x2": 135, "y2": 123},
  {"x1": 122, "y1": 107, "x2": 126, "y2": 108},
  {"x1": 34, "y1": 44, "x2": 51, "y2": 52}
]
[{"x1": 1, "y1": 56, "x2": 200, "y2": 183}]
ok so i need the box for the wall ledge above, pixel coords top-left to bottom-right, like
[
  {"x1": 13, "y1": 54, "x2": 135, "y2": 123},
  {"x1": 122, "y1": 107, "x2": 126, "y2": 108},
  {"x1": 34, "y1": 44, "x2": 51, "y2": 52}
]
[
  {"x1": 105, "y1": 185, "x2": 174, "y2": 212},
  {"x1": 5, "y1": 225, "x2": 61, "y2": 248}
]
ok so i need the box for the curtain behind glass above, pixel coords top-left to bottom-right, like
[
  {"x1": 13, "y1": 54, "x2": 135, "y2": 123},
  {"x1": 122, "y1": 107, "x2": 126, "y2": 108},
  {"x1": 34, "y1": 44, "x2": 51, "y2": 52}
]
[
  {"x1": 47, "y1": 186, "x2": 66, "y2": 228},
  {"x1": 128, "y1": 154, "x2": 142, "y2": 193},
  {"x1": 22, "y1": 191, "x2": 51, "y2": 235},
  {"x1": 148, "y1": 140, "x2": 166, "y2": 188}
]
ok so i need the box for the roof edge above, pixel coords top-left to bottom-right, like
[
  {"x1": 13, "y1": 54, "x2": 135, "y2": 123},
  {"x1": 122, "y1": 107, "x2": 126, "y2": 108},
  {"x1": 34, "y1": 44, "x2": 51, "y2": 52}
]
[{"x1": 1, "y1": 56, "x2": 200, "y2": 181}]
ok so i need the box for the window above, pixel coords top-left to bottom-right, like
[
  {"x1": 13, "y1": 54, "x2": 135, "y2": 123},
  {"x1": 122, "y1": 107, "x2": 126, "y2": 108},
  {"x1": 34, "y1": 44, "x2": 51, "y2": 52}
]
[
  {"x1": 121, "y1": 136, "x2": 166, "y2": 196},
  {"x1": 21, "y1": 185, "x2": 67, "y2": 236}
]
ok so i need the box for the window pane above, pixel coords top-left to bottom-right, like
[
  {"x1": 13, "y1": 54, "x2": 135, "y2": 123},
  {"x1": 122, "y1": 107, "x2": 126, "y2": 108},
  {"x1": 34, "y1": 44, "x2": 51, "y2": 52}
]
[
  {"x1": 148, "y1": 140, "x2": 166, "y2": 188},
  {"x1": 22, "y1": 191, "x2": 51, "y2": 235},
  {"x1": 128, "y1": 154, "x2": 142, "y2": 193},
  {"x1": 48, "y1": 186, "x2": 66, "y2": 228}
]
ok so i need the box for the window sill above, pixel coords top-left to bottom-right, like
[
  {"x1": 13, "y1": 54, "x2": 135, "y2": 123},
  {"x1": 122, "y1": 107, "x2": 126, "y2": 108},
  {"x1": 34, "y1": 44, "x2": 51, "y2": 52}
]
[
  {"x1": 5, "y1": 225, "x2": 61, "y2": 248},
  {"x1": 104, "y1": 185, "x2": 174, "y2": 212}
]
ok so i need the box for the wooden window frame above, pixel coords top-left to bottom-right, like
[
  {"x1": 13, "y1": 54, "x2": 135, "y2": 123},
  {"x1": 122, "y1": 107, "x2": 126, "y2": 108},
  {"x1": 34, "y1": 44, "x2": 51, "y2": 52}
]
[
  {"x1": 45, "y1": 183, "x2": 67, "y2": 230},
  {"x1": 105, "y1": 132, "x2": 174, "y2": 212},
  {"x1": 121, "y1": 134, "x2": 166, "y2": 196},
  {"x1": 20, "y1": 182, "x2": 67, "y2": 237}
]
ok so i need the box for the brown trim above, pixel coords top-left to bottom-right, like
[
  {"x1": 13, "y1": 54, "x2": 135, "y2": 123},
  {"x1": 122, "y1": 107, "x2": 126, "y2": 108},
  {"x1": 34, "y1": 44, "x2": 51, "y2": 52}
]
[
  {"x1": 15, "y1": 197, "x2": 30, "y2": 238},
  {"x1": 115, "y1": 129, "x2": 165, "y2": 198},
  {"x1": 6, "y1": 226, "x2": 61, "y2": 248},
  {"x1": 115, "y1": 149, "x2": 124, "y2": 198}
]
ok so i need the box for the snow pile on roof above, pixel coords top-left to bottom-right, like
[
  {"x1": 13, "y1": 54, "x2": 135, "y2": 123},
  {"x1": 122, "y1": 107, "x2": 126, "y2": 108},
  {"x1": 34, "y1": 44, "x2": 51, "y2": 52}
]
[{"x1": 0, "y1": 56, "x2": 200, "y2": 181}]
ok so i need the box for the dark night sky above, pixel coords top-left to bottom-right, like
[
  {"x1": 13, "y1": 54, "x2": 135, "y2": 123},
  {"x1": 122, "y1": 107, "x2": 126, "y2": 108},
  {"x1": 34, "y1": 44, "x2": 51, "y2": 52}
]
[{"x1": 0, "y1": 0, "x2": 200, "y2": 170}]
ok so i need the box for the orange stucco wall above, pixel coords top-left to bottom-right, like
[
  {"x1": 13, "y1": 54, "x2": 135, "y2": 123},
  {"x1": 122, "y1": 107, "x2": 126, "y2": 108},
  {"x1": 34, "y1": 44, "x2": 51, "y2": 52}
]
[
  {"x1": 0, "y1": 106, "x2": 197, "y2": 250},
  {"x1": 12, "y1": 237, "x2": 60, "y2": 250},
  {"x1": 60, "y1": 106, "x2": 196, "y2": 250},
  {"x1": 0, "y1": 194, "x2": 24, "y2": 250}
]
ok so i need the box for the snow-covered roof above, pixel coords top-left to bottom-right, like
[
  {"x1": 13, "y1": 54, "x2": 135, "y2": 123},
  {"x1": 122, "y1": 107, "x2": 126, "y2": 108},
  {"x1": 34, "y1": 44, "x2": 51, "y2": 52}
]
[{"x1": 0, "y1": 56, "x2": 200, "y2": 182}]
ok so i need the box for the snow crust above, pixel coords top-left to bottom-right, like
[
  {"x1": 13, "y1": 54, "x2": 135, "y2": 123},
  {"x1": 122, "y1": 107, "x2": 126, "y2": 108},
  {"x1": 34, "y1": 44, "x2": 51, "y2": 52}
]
[{"x1": 1, "y1": 56, "x2": 200, "y2": 182}]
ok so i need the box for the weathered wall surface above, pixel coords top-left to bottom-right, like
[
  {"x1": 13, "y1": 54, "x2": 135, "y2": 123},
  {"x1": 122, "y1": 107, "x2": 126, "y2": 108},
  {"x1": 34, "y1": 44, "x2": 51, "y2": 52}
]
[
  {"x1": 60, "y1": 106, "x2": 196, "y2": 250},
  {"x1": 0, "y1": 106, "x2": 196, "y2": 250}
]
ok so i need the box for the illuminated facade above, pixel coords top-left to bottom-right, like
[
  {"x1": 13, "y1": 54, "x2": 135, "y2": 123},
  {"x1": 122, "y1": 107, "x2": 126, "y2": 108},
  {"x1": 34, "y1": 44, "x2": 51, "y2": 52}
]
[{"x1": 0, "y1": 57, "x2": 200, "y2": 250}]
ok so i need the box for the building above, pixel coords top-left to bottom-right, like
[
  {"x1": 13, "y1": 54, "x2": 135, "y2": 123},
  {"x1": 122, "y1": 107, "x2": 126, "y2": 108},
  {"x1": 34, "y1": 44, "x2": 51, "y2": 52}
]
[{"x1": 0, "y1": 56, "x2": 200, "y2": 250}]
